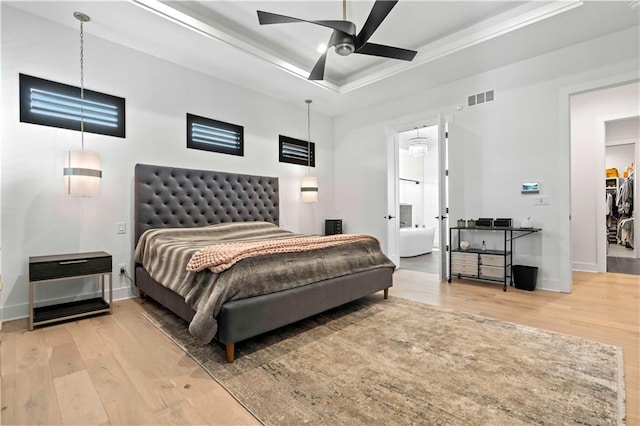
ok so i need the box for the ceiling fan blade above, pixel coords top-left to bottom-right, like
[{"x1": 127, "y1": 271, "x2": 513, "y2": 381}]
[
  {"x1": 308, "y1": 32, "x2": 339, "y2": 80},
  {"x1": 308, "y1": 52, "x2": 328, "y2": 81},
  {"x1": 257, "y1": 11, "x2": 356, "y2": 35},
  {"x1": 355, "y1": 1, "x2": 398, "y2": 48},
  {"x1": 355, "y1": 42, "x2": 417, "y2": 61}
]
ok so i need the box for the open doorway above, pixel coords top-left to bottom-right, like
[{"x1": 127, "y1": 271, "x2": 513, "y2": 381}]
[
  {"x1": 570, "y1": 81, "x2": 639, "y2": 275},
  {"x1": 396, "y1": 125, "x2": 441, "y2": 275},
  {"x1": 605, "y1": 116, "x2": 639, "y2": 274}
]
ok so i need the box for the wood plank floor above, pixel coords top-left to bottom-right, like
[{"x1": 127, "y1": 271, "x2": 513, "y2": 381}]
[{"x1": 1, "y1": 270, "x2": 638, "y2": 425}]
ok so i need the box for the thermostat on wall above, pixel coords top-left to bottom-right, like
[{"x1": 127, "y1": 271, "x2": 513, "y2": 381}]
[{"x1": 521, "y1": 182, "x2": 540, "y2": 194}]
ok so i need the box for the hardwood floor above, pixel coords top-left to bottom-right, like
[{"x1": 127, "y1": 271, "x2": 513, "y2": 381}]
[{"x1": 1, "y1": 270, "x2": 638, "y2": 425}]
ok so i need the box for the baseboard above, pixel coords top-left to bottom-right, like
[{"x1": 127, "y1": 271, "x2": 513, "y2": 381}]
[
  {"x1": 0, "y1": 285, "x2": 137, "y2": 322},
  {"x1": 572, "y1": 262, "x2": 599, "y2": 273}
]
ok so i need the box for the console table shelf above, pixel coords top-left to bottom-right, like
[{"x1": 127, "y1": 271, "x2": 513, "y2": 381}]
[
  {"x1": 29, "y1": 251, "x2": 112, "y2": 330},
  {"x1": 448, "y1": 227, "x2": 541, "y2": 291}
]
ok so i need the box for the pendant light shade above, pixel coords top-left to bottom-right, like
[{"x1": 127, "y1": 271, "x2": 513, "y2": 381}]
[
  {"x1": 65, "y1": 11, "x2": 101, "y2": 196},
  {"x1": 64, "y1": 150, "x2": 102, "y2": 196},
  {"x1": 301, "y1": 175, "x2": 318, "y2": 203},
  {"x1": 408, "y1": 126, "x2": 428, "y2": 157},
  {"x1": 301, "y1": 99, "x2": 318, "y2": 203}
]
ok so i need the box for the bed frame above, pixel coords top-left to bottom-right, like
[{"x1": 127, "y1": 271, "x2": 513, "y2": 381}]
[{"x1": 134, "y1": 163, "x2": 393, "y2": 362}]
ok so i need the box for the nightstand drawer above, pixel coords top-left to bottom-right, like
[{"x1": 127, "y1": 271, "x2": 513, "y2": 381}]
[{"x1": 29, "y1": 251, "x2": 112, "y2": 281}]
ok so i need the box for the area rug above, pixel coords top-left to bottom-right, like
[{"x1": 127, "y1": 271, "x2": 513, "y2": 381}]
[{"x1": 143, "y1": 295, "x2": 626, "y2": 425}]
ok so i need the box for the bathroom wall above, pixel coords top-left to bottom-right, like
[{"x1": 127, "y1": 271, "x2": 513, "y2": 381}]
[{"x1": 399, "y1": 148, "x2": 425, "y2": 228}]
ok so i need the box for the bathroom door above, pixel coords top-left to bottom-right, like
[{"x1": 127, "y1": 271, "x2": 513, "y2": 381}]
[{"x1": 385, "y1": 132, "x2": 400, "y2": 266}]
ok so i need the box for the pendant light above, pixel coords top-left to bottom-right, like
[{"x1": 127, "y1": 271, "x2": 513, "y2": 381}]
[
  {"x1": 63, "y1": 12, "x2": 102, "y2": 196},
  {"x1": 408, "y1": 126, "x2": 428, "y2": 157},
  {"x1": 301, "y1": 99, "x2": 318, "y2": 203}
]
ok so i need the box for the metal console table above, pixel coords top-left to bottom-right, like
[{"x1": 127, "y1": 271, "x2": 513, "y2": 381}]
[{"x1": 448, "y1": 227, "x2": 541, "y2": 291}]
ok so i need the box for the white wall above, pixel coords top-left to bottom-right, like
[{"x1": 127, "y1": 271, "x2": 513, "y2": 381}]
[
  {"x1": 1, "y1": 6, "x2": 335, "y2": 320},
  {"x1": 607, "y1": 116, "x2": 640, "y2": 143},
  {"x1": 334, "y1": 25, "x2": 639, "y2": 292},
  {"x1": 399, "y1": 149, "x2": 424, "y2": 227},
  {"x1": 570, "y1": 83, "x2": 639, "y2": 272}
]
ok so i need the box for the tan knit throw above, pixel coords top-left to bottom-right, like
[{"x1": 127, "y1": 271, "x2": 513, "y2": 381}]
[{"x1": 187, "y1": 234, "x2": 378, "y2": 273}]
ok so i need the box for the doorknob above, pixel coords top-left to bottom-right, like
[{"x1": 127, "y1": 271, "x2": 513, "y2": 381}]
[
  {"x1": 384, "y1": 215, "x2": 396, "y2": 220},
  {"x1": 434, "y1": 215, "x2": 447, "y2": 220}
]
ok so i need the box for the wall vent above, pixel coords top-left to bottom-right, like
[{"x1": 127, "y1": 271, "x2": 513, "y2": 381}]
[{"x1": 467, "y1": 90, "x2": 495, "y2": 107}]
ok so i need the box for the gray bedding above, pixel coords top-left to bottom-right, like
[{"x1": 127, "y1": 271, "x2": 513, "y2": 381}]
[{"x1": 134, "y1": 221, "x2": 395, "y2": 343}]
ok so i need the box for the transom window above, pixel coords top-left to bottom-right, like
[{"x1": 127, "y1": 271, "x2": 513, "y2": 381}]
[
  {"x1": 279, "y1": 135, "x2": 315, "y2": 167},
  {"x1": 187, "y1": 113, "x2": 244, "y2": 156},
  {"x1": 19, "y1": 73, "x2": 126, "y2": 138}
]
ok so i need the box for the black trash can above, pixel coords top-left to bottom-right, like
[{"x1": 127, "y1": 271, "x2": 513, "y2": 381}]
[{"x1": 512, "y1": 265, "x2": 538, "y2": 291}]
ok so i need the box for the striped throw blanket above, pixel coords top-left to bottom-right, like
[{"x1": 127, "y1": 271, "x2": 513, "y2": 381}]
[{"x1": 187, "y1": 234, "x2": 378, "y2": 273}]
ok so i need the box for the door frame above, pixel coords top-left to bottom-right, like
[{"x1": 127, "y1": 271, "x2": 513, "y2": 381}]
[
  {"x1": 386, "y1": 114, "x2": 447, "y2": 278},
  {"x1": 560, "y1": 71, "x2": 639, "y2": 292}
]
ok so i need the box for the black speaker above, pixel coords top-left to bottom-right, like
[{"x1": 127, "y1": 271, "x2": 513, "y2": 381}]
[{"x1": 325, "y1": 219, "x2": 343, "y2": 235}]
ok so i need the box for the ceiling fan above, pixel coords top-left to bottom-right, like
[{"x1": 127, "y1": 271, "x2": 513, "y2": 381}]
[{"x1": 256, "y1": 0, "x2": 417, "y2": 81}]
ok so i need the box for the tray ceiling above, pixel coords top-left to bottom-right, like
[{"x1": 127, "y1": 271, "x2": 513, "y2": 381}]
[{"x1": 6, "y1": 1, "x2": 639, "y2": 116}]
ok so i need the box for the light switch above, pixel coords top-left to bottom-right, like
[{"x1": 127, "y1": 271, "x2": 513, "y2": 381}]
[
  {"x1": 117, "y1": 222, "x2": 126, "y2": 234},
  {"x1": 533, "y1": 196, "x2": 550, "y2": 206}
]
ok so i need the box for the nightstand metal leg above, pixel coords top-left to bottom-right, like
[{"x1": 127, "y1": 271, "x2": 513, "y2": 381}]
[
  {"x1": 29, "y1": 281, "x2": 34, "y2": 331},
  {"x1": 108, "y1": 273, "x2": 113, "y2": 314}
]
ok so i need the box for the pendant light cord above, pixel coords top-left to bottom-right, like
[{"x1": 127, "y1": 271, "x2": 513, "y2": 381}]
[
  {"x1": 79, "y1": 19, "x2": 85, "y2": 151},
  {"x1": 306, "y1": 99, "x2": 312, "y2": 175}
]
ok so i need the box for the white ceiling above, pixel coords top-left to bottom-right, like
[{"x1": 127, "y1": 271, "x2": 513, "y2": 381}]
[{"x1": 7, "y1": 1, "x2": 640, "y2": 117}]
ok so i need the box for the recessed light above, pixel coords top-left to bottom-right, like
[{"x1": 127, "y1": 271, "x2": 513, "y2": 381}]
[{"x1": 317, "y1": 43, "x2": 327, "y2": 53}]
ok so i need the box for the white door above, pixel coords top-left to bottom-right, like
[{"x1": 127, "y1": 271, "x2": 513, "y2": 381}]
[
  {"x1": 438, "y1": 115, "x2": 450, "y2": 278},
  {"x1": 386, "y1": 132, "x2": 400, "y2": 266},
  {"x1": 445, "y1": 119, "x2": 465, "y2": 280}
]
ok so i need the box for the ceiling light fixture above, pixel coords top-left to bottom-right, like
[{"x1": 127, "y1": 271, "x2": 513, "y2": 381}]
[
  {"x1": 63, "y1": 12, "x2": 102, "y2": 196},
  {"x1": 301, "y1": 99, "x2": 318, "y2": 203},
  {"x1": 408, "y1": 126, "x2": 429, "y2": 157}
]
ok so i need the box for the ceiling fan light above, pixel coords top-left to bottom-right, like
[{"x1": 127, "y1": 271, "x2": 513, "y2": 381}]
[{"x1": 335, "y1": 42, "x2": 354, "y2": 56}]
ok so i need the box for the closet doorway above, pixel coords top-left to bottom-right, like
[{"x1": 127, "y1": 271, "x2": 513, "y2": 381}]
[
  {"x1": 605, "y1": 116, "x2": 639, "y2": 274},
  {"x1": 570, "y1": 81, "x2": 640, "y2": 275}
]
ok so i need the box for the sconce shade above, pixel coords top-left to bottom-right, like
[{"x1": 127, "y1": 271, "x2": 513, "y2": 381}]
[
  {"x1": 63, "y1": 150, "x2": 102, "y2": 196},
  {"x1": 301, "y1": 175, "x2": 318, "y2": 203}
]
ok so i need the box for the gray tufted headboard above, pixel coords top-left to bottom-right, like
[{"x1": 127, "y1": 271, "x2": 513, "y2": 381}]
[{"x1": 134, "y1": 163, "x2": 279, "y2": 243}]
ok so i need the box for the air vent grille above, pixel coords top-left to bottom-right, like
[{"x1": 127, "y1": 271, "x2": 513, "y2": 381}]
[{"x1": 467, "y1": 90, "x2": 495, "y2": 107}]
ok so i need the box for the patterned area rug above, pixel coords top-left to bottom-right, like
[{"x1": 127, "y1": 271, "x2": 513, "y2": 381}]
[{"x1": 143, "y1": 295, "x2": 626, "y2": 425}]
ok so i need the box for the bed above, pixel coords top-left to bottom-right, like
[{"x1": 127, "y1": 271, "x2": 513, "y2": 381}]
[{"x1": 133, "y1": 163, "x2": 395, "y2": 362}]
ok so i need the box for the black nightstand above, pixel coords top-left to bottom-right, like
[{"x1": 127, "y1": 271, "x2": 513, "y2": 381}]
[
  {"x1": 325, "y1": 219, "x2": 343, "y2": 235},
  {"x1": 28, "y1": 251, "x2": 113, "y2": 330}
]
